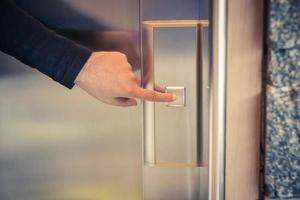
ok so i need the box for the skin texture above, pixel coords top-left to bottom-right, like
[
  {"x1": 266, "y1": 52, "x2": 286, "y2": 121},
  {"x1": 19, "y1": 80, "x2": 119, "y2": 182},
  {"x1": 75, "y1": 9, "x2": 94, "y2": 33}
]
[{"x1": 75, "y1": 51, "x2": 176, "y2": 107}]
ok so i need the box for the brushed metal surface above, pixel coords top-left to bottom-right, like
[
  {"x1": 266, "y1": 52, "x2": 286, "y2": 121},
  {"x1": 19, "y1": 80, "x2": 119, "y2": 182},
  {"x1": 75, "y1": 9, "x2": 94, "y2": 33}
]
[
  {"x1": 165, "y1": 86, "x2": 186, "y2": 107},
  {"x1": 0, "y1": 1, "x2": 142, "y2": 200},
  {"x1": 141, "y1": 0, "x2": 211, "y2": 199},
  {"x1": 209, "y1": 0, "x2": 227, "y2": 199},
  {"x1": 142, "y1": 21, "x2": 209, "y2": 167},
  {"x1": 0, "y1": 1, "x2": 220, "y2": 200}
]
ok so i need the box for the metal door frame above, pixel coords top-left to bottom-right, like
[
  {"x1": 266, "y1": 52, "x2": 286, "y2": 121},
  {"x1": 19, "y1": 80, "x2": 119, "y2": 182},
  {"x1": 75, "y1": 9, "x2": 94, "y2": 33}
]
[{"x1": 209, "y1": 0, "x2": 227, "y2": 199}]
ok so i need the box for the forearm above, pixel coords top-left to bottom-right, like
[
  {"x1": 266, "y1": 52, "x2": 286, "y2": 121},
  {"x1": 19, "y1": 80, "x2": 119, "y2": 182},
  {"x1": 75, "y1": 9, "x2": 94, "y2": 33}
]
[{"x1": 0, "y1": 0, "x2": 91, "y2": 88}]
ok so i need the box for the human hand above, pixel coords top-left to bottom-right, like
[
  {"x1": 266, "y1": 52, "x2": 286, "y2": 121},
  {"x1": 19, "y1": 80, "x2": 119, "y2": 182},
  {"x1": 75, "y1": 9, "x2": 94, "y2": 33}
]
[{"x1": 75, "y1": 52, "x2": 176, "y2": 107}]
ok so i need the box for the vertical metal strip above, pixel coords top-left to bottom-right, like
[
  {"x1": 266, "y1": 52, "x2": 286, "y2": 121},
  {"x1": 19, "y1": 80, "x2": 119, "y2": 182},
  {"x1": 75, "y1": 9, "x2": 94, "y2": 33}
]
[
  {"x1": 142, "y1": 25, "x2": 156, "y2": 166},
  {"x1": 209, "y1": 0, "x2": 227, "y2": 199},
  {"x1": 196, "y1": 24, "x2": 204, "y2": 166}
]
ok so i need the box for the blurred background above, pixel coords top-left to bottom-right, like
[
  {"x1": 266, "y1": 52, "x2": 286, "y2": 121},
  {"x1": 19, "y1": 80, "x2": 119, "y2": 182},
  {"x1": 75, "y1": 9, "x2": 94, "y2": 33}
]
[
  {"x1": 0, "y1": 0, "x2": 210, "y2": 199},
  {"x1": 0, "y1": 1, "x2": 142, "y2": 199}
]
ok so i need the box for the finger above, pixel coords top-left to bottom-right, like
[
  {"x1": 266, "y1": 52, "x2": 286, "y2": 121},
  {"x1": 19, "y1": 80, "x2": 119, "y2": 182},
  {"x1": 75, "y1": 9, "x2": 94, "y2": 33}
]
[
  {"x1": 126, "y1": 63, "x2": 133, "y2": 70},
  {"x1": 132, "y1": 87, "x2": 176, "y2": 102},
  {"x1": 154, "y1": 83, "x2": 165, "y2": 93},
  {"x1": 117, "y1": 52, "x2": 128, "y2": 61},
  {"x1": 112, "y1": 97, "x2": 137, "y2": 107}
]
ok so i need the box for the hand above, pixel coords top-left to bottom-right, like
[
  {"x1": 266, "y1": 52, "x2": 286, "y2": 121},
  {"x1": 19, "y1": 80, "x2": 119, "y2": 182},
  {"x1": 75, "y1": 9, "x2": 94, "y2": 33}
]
[{"x1": 75, "y1": 52, "x2": 176, "y2": 107}]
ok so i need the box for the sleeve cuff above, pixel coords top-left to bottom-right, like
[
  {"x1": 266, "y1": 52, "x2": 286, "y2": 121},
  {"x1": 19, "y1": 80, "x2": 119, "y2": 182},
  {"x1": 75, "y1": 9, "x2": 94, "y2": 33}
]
[{"x1": 57, "y1": 46, "x2": 92, "y2": 89}]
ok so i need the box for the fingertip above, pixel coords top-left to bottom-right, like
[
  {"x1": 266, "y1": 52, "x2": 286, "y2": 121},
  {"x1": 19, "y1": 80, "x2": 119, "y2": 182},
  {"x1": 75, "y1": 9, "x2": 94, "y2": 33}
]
[
  {"x1": 163, "y1": 93, "x2": 176, "y2": 102},
  {"x1": 155, "y1": 92, "x2": 177, "y2": 102},
  {"x1": 164, "y1": 93, "x2": 176, "y2": 102},
  {"x1": 171, "y1": 94, "x2": 177, "y2": 101},
  {"x1": 133, "y1": 87, "x2": 176, "y2": 102}
]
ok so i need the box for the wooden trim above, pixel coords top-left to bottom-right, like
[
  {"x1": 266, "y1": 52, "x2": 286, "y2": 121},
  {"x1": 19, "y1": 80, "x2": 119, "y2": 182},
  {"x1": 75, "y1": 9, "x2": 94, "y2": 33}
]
[{"x1": 225, "y1": 0, "x2": 264, "y2": 199}]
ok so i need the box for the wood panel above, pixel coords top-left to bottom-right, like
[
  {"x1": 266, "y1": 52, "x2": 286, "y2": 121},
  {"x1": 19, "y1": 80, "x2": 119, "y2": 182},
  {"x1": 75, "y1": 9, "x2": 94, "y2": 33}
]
[{"x1": 225, "y1": 0, "x2": 264, "y2": 199}]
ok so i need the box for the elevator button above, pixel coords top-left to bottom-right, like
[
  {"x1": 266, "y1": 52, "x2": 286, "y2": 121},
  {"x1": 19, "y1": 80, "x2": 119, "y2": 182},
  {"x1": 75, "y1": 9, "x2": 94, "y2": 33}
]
[{"x1": 165, "y1": 86, "x2": 186, "y2": 107}]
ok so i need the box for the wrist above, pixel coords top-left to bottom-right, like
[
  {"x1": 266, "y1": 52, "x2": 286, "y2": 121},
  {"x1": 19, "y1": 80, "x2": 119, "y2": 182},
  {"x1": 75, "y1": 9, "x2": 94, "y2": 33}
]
[{"x1": 75, "y1": 52, "x2": 96, "y2": 85}]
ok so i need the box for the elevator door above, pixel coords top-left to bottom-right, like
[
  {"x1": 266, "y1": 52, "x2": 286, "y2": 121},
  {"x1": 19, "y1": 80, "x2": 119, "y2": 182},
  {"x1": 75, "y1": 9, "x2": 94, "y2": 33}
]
[
  {"x1": 0, "y1": 1, "x2": 142, "y2": 200},
  {"x1": 0, "y1": 0, "x2": 210, "y2": 200}
]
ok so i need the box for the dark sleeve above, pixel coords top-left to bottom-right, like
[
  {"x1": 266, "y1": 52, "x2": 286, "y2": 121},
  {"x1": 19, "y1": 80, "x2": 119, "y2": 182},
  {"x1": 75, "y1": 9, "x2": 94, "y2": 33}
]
[{"x1": 0, "y1": 0, "x2": 92, "y2": 89}]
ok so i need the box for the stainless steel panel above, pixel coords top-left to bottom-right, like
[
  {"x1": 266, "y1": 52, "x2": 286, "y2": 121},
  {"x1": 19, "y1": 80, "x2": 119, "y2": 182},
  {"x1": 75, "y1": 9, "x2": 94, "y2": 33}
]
[
  {"x1": 14, "y1": 0, "x2": 139, "y2": 31},
  {"x1": 165, "y1": 86, "x2": 186, "y2": 107},
  {"x1": 142, "y1": 21, "x2": 209, "y2": 167},
  {"x1": 154, "y1": 26, "x2": 199, "y2": 166},
  {"x1": 0, "y1": 1, "x2": 225, "y2": 199},
  {"x1": 209, "y1": 0, "x2": 227, "y2": 199},
  {"x1": 0, "y1": 1, "x2": 142, "y2": 200},
  {"x1": 141, "y1": 0, "x2": 209, "y2": 20},
  {"x1": 141, "y1": 0, "x2": 211, "y2": 199}
]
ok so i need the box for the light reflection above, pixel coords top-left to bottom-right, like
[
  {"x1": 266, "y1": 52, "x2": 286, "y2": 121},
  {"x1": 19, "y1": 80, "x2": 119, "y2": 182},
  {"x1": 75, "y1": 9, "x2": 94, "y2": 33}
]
[{"x1": 0, "y1": 62, "x2": 141, "y2": 200}]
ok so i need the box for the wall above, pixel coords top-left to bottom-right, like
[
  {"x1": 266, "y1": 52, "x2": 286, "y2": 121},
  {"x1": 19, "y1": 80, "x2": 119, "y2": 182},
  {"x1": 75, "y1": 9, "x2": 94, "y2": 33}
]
[
  {"x1": 265, "y1": 0, "x2": 300, "y2": 198},
  {"x1": 225, "y1": 0, "x2": 264, "y2": 199}
]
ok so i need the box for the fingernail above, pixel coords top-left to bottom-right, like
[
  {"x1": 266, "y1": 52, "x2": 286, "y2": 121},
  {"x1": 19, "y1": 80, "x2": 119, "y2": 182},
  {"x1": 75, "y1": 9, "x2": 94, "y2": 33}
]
[{"x1": 172, "y1": 94, "x2": 177, "y2": 101}]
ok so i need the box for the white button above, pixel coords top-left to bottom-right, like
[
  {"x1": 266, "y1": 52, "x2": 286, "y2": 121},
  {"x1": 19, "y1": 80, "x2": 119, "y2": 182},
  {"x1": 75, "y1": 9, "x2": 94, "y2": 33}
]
[{"x1": 165, "y1": 86, "x2": 186, "y2": 107}]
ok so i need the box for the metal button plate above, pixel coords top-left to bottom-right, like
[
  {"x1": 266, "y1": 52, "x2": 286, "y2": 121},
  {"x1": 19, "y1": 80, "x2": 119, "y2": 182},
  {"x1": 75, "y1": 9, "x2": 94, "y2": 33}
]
[{"x1": 165, "y1": 86, "x2": 186, "y2": 107}]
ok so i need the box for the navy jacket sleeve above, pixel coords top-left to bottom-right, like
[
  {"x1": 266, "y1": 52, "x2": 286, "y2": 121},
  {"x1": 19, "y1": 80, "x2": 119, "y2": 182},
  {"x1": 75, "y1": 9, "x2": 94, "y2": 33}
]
[{"x1": 0, "y1": 0, "x2": 92, "y2": 89}]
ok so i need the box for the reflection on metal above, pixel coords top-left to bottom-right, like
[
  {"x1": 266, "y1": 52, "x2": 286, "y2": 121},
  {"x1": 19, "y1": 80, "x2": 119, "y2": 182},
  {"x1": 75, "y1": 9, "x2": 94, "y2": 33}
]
[
  {"x1": 165, "y1": 86, "x2": 186, "y2": 107},
  {"x1": 142, "y1": 20, "x2": 209, "y2": 167},
  {"x1": 143, "y1": 20, "x2": 209, "y2": 27},
  {"x1": 209, "y1": 0, "x2": 227, "y2": 199},
  {"x1": 0, "y1": 1, "x2": 142, "y2": 200}
]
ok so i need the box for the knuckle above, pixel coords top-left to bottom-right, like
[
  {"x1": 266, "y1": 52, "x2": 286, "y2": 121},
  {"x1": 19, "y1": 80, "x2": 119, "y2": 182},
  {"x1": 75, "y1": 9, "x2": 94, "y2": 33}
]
[
  {"x1": 129, "y1": 73, "x2": 138, "y2": 82},
  {"x1": 153, "y1": 92, "x2": 158, "y2": 100},
  {"x1": 132, "y1": 77, "x2": 138, "y2": 84},
  {"x1": 110, "y1": 52, "x2": 126, "y2": 59},
  {"x1": 123, "y1": 63, "x2": 132, "y2": 71},
  {"x1": 127, "y1": 63, "x2": 133, "y2": 69},
  {"x1": 117, "y1": 52, "x2": 127, "y2": 59},
  {"x1": 123, "y1": 85, "x2": 135, "y2": 94},
  {"x1": 149, "y1": 91, "x2": 156, "y2": 100}
]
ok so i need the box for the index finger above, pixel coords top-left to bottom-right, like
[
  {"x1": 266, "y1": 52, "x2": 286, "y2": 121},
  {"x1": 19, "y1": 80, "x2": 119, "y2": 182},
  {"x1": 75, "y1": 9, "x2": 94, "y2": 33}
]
[{"x1": 132, "y1": 87, "x2": 176, "y2": 102}]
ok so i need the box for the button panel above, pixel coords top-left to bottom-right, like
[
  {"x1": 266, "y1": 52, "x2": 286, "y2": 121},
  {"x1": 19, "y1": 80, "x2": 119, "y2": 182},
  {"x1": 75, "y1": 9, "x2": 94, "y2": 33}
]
[{"x1": 165, "y1": 86, "x2": 186, "y2": 107}]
